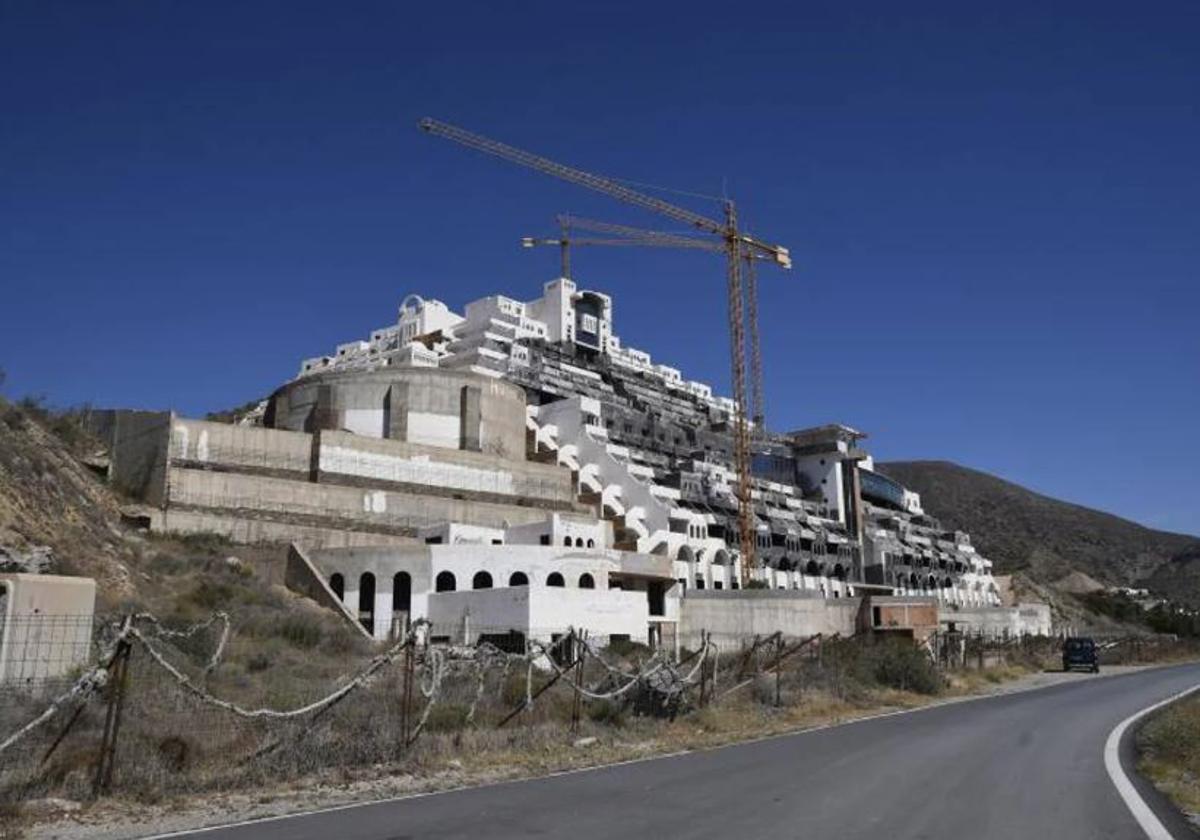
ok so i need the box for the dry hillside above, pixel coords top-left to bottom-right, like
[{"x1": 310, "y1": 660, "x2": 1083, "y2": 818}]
[{"x1": 879, "y1": 460, "x2": 1200, "y2": 597}]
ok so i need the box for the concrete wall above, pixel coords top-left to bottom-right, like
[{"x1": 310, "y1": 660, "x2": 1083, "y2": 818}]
[
  {"x1": 677, "y1": 590, "x2": 859, "y2": 650},
  {"x1": 269, "y1": 368, "x2": 527, "y2": 458},
  {"x1": 159, "y1": 509, "x2": 417, "y2": 548},
  {"x1": 165, "y1": 468, "x2": 555, "y2": 534},
  {"x1": 426, "y1": 586, "x2": 651, "y2": 645},
  {"x1": 939, "y1": 603, "x2": 1053, "y2": 638},
  {"x1": 0, "y1": 574, "x2": 96, "y2": 686},
  {"x1": 107, "y1": 410, "x2": 173, "y2": 506},
  {"x1": 315, "y1": 429, "x2": 576, "y2": 508},
  {"x1": 171, "y1": 418, "x2": 311, "y2": 478}
]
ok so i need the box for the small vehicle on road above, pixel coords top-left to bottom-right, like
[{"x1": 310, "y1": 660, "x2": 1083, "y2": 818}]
[{"x1": 1062, "y1": 637, "x2": 1100, "y2": 673}]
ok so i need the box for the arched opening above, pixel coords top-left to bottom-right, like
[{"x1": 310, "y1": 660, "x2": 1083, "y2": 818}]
[
  {"x1": 943, "y1": 577, "x2": 953, "y2": 589},
  {"x1": 805, "y1": 559, "x2": 820, "y2": 577},
  {"x1": 546, "y1": 572, "x2": 565, "y2": 587},
  {"x1": 578, "y1": 573, "x2": 595, "y2": 589},
  {"x1": 329, "y1": 573, "x2": 344, "y2": 600},
  {"x1": 713, "y1": 549, "x2": 730, "y2": 566},
  {"x1": 833, "y1": 564, "x2": 846, "y2": 581},
  {"x1": 435, "y1": 571, "x2": 457, "y2": 592},
  {"x1": 509, "y1": 571, "x2": 529, "y2": 586},
  {"x1": 677, "y1": 545, "x2": 695, "y2": 563},
  {"x1": 694, "y1": 576, "x2": 705, "y2": 590},
  {"x1": 927, "y1": 575, "x2": 937, "y2": 591},
  {"x1": 563, "y1": 536, "x2": 572, "y2": 546},
  {"x1": 586, "y1": 538, "x2": 595, "y2": 548},
  {"x1": 393, "y1": 571, "x2": 411, "y2": 612},
  {"x1": 358, "y1": 573, "x2": 376, "y2": 632},
  {"x1": 909, "y1": 572, "x2": 919, "y2": 588},
  {"x1": 472, "y1": 571, "x2": 493, "y2": 590},
  {"x1": 575, "y1": 537, "x2": 584, "y2": 548}
]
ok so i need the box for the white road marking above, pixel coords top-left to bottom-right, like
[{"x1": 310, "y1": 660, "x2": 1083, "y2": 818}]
[
  {"x1": 137, "y1": 666, "x2": 1188, "y2": 840},
  {"x1": 1104, "y1": 682, "x2": 1200, "y2": 840}
]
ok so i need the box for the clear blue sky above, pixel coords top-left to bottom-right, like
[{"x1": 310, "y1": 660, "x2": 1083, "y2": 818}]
[{"x1": 2, "y1": 2, "x2": 1197, "y2": 536}]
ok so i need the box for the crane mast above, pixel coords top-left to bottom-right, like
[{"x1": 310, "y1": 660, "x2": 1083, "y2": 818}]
[{"x1": 420, "y1": 117, "x2": 791, "y2": 586}]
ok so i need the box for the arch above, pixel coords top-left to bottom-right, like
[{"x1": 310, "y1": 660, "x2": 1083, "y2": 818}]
[
  {"x1": 777, "y1": 556, "x2": 794, "y2": 572},
  {"x1": 435, "y1": 571, "x2": 457, "y2": 592},
  {"x1": 586, "y1": 538, "x2": 595, "y2": 549},
  {"x1": 713, "y1": 549, "x2": 730, "y2": 566},
  {"x1": 677, "y1": 545, "x2": 696, "y2": 563},
  {"x1": 563, "y1": 536, "x2": 572, "y2": 546},
  {"x1": 578, "y1": 573, "x2": 595, "y2": 589},
  {"x1": 943, "y1": 576, "x2": 953, "y2": 589},
  {"x1": 805, "y1": 559, "x2": 821, "y2": 577},
  {"x1": 546, "y1": 572, "x2": 565, "y2": 587},
  {"x1": 833, "y1": 563, "x2": 846, "y2": 581},
  {"x1": 909, "y1": 572, "x2": 919, "y2": 588},
  {"x1": 329, "y1": 573, "x2": 345, "y2": 600},
  {"x1": 694, "y1": 576, "x2": 706, "y2": 590},
  {"x1": 358, "y1": 573, "x2": 376, "y2": 632},
  {"x1": 926, "y1": 575, "x2": 937, "y2": 590},
  {"x1": 472, "y1": 571, "x2": 493, "y2": 590},
  {"x1": 392, "y1": 571, "x2": 411, "y2": 612},
  {"x1": 509, "y1": 571, "x2": 529, "y2": 586}
]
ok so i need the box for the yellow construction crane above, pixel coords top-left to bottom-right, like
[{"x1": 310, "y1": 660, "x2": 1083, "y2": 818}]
[{"x1": 419, "y1": 117, "x2": 792, "y2": 586}]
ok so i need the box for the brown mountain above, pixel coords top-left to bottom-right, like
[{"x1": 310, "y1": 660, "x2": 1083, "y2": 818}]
[{"x1": 877, "y1": 460, "x2": 1200, "y2": 596}]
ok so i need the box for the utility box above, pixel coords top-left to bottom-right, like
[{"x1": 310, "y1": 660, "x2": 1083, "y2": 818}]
[{"x1": 0, "y1": 574, "x2": 96, "y2": 689}]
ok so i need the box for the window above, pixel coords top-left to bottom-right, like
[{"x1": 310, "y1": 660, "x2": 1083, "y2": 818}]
[
  {"x1": 540, "y1": 535, "x2": 551, "y2": 546},
  {"x1": 581, "y1": 314, "x2": 598, "y2": 333},
  {"x1": 695, "y1": 577, "x2": 705, "y2": 590},
  {"x1": 509, "y1": 571, "x2": 529, "y2": 586},
  {"x1": 586, "y1": 538, "x2": 595, "y2": 548},
  {"x1": 435, "y1": 571, "x2": 456, "y2": 592},
  {"x1": 563, "y1": 536, "x2": 572, "y2": 546},
  {"x1": 393, "y1": 572, "x2": 411, "y2": 612},
  {"x1": 575, "y1": 537, "x2": 584, "y2": 548},
  {"x1": 546, "y1": 572, "x2": 565, "y2": 587},
  {"x1": 472, "y1": 571, "x2": 493, "y2": 590},
  {"x1": 714, "y1": 581, "x2": 723, "y2": 590},
  {"x1": 578, "y1": 573, "x2": 595, "y2": 589},
  {"x1": 329, "y1": 573, "x2": 344, "y2": 600}
]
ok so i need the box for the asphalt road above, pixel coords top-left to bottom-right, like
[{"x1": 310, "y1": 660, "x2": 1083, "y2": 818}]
[{"x1": 164, "y1": 663, "x2": 1200, "y2": 840}]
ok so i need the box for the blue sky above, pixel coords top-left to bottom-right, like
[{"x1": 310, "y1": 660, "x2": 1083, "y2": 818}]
[{"x1": 2, "y1": 2, "x2": 1197, "y2": 535}]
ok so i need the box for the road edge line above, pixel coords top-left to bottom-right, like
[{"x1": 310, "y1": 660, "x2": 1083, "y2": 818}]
[
  {"x1": 134, "y1": 662, "x2": 1194, "y2": 840},
  {"x1": 1104, "y1": 681, "x2": 1200, "y2": 840}
]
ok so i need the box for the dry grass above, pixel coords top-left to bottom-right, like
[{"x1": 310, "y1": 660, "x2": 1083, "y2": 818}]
[{"x1": 1137, "y1": 694, "x2": 1200, "y2": 818}]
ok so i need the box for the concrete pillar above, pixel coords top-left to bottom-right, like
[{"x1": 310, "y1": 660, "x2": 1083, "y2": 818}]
[
  {"x1": 373, "y1": 590, "x2": 392, "y2": 641},
  {"x1": 313, "y1": 384, "x2": 340, "y2": 431},
  {"x1": 384, "y1": 382, "x2": 409, "y2": 441},
  {"x1": 459, "y1": 385, "x2": 482, "y2": 451}
]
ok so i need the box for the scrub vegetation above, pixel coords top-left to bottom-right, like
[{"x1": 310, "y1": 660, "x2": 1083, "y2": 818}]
[{"x1": 1137, "y1": 695, "x2": 1200, "y2": 821}]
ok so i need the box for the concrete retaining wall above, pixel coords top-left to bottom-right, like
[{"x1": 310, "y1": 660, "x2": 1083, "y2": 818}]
[
  {"x1": 159, "y1": 509, "x2": 417, "y2": 548},
  {"x1": 170, "y1": 418, "x2": 311, "y2": 477},
  {"x1": 166, "y1": 468, "x2": 555, "y2": 533},
  {"x1": 107, "y1": 411, "x2": 172, "y2": 506},
  {"x1": 677, "y1": 591, "x2": 859, "y2": 650},
  {"x1": 315, "y1": 429, "x2": 576, "y2": 507}
]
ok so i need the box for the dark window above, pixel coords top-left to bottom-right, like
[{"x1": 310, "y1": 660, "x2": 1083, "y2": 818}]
[
  {"x1": 329, "y1": 573, "x2": 344, "y2": 599},
  {"x1": 509, "y1": 571, "x2": 529, "y2": 586},
  {"x1": 563, "y1": 536, "x2": 572, "y2": 546},
  {"x1": 714, "y1": 581, "x2": 724, "y2": 590},
  {"x1": 472, "y1": 571, "x2": 493, "y2": 590},
  {"x1": 358, "y1": 573, "x2": 376, "y2": 632},
  {"x1": 579, "y1": 573, "x2": 595, "y2": 589},
  {"x1": 547, "y1": 572, "x2": 565, "y2": 587},
  {"x1": 435, "y1": 571, "x2": 456, "y2": 592},
  {"x1": 425, "y1": 536, "x2": 443, "y2": 545},
  {"x1": 695, "y1": 577, "x2": 705, "y2": 590},
  {"x1": 393, "y1": 571, "x2": 411, "y2": 612},
  {"x1": 540, "y1": 535, "x2": 551, "y2": 546},
  {"x1": 586, "y1": 538, "x2": 595, "y2": 548},
  {"x1": 575, "y1": 537, "x2": 584, "y2": 548}
]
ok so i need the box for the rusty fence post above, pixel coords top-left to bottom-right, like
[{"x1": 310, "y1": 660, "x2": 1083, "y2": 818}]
[{"x1": 91, "y1": 635, "x2": 132, "y2": 799}]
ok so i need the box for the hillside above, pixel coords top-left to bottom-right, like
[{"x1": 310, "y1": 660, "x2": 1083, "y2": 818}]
[{"x1": 878, "y1": 460, "x2": 1200, "y2": 596}]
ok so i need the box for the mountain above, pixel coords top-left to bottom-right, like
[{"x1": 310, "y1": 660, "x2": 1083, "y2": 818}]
[{"x1": 877, "y1": 460, "x2": 1200, "y2": 597}]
